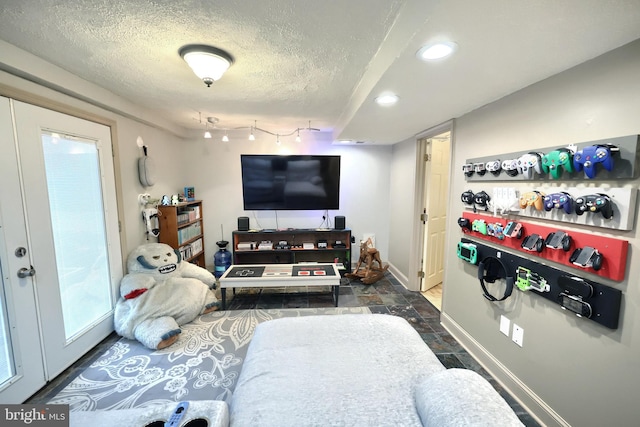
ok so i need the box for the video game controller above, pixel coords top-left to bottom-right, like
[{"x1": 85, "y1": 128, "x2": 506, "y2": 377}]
[
  {"x1": 457, "y1": 217, "x2": 472, "y2": 232},
  {"x1": 573, "y1": 145, "x2": 614, "y2": 179},
  {"x1": 543, "y1": 192, "x2": 574, "y2": 214},
  {"x1": 486, "y1": 160, "x2": 502, "y2": 176},
  {"x1": 574, "y1": 194, "x2": 614, "y2": 219},
  {"x1": 473, "y1": 191, "x2": 491, "y2": 211},
  {"x1": 473, "y1": 162, "x2": 487, "y2": 176},
  {"x1": 487, "y1": 223, "x2": 505, "y2": 240},
  {"x1": 504, "y1": 221, "x2": 524, "y2": 239},
  {"x1": 517, "y1": 152, "x2": 543, "y2": 178},
  {"x1": 501, "y1": 159, "x2": 520, "y2": 177},
  {"x1": 472, "y1": 219, "x2": 488, "y2": 235},
  {"x1": 519, "y1": 191, "x2": 545, "y2": 211},
  {"x1": 461, "y1": 190, "x2": 475, "y2": 206},
  {"x1": 463, "y1": 163, "x2": 474, "y2": 177},
  {"x1": 541, "y1": 148, "x2": 573, "y2": 179}
]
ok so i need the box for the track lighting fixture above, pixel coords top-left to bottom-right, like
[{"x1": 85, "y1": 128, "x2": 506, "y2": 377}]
[
  {"x1": 249, "y1": 120, "x2": 256, "y2": 141},
  {"x1": 237, "y1": 119, "x2": 320, "y2": 144}
]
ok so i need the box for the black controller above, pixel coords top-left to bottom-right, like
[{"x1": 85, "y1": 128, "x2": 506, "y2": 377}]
[{"x1": 574, "y1": 194, "x2": 614, "y2": 219}]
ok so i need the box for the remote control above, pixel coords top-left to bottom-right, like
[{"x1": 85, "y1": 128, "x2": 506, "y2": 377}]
[{"x1": 165, "y1": 401, "x2": 189, "y2": 427}]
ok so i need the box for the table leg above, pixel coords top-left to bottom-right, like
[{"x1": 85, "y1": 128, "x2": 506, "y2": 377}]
[
  {"x1": 333, "y1": 284, "x2": 339, "y2": 307},
  {"x1": 221, "y1": 288, "x2": 227, "y2": 310}
]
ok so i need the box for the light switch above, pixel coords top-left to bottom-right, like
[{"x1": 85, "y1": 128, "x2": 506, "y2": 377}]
[{"x1": 512, "y1": 324, "x2": 524, "y2": 347}]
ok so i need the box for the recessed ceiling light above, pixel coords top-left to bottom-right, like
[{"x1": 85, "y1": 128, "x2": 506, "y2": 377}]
[
  {"x1": 374, "y1": 94, "x2": 399, "y2": 106},
  {"x1": 416, "y1": 42, "x2": 457, "y2": 61}
]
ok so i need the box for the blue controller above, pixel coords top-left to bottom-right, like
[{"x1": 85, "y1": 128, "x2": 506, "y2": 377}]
[
  {"x1": 573, "y1": 145, "x2": 614, "y2": 178},
  {"x1": 543, "y1": 192, "x2": 573, "y2": 214}
]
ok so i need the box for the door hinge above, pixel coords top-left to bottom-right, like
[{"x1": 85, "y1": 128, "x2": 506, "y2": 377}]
[
  {"x1": 420, "y1": 212, "x2": 428, "y2": 223},
  {"x1": 418, "y1": 270, "x2": 425, "y2": 279},
  {"x1": 424, "y1": 154, "x2": 431, "y2": 162}
]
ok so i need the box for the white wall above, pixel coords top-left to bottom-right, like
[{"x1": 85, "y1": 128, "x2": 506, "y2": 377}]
[
  {"x1": 442, "y1": 39, "x2": 640, "y2": 427},
  {"x1": 180, "y1": 133, "x2": 393, "y2": 268}
]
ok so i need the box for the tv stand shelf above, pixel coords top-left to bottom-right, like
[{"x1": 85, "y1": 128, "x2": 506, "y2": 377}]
[{"x1": 232, "y1": 229, "x2": 352, "y2": 275}]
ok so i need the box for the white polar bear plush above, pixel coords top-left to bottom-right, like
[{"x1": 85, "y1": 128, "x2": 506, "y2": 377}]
[{"x1": 114, "y1": 243, "x2": 220, "y2": 350}]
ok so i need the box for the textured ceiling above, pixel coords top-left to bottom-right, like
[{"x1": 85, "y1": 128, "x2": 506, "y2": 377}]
[{"x1": 1, "y1": 0, "x2": 640, "y2": 144}]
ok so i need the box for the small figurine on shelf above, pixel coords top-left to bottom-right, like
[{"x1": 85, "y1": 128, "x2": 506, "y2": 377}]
[
  {"x1": 161, "y1": 195, "x2": 170, "y2": 206},
  {"x1": 346, "y1": 237, "x2": 388, "y2": 285},
  {"x1": 171, "y1": 194, "x2": 180, "y2": 205}
]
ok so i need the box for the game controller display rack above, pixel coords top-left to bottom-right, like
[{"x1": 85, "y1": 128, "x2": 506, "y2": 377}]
[
  {"x1": 462, "y1": 186, "x2": 637, "y2": 231},
  {"x1": 231, "y1": 228, "x2": 352, "y2": 275},
  {"x1": 463, "y1": 134, "x2": 639, "y2": 182},
  {"x1": 460, "y1": 211, "x2": 629, "y2": 281},
  {"x1": 459, "y1": 238, "x2": 622, "y2": 329}
]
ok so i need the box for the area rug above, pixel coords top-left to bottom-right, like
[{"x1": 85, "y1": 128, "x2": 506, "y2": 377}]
[{"x1": 48, "y1": 306, "x2": 371, "y2": 411}]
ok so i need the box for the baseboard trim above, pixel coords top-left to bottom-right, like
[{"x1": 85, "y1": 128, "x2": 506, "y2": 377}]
[
  {"x1": 440, "y1": 312, "x2": 569, "y2": 427},
  {"x1": 387, "y1": 262, "x2": 413, "y2": 290}
]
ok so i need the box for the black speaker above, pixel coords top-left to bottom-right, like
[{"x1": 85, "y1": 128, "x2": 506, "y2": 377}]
[
  {"x1": 238, "y1": 216, "x2": 249, "y2": 231},
  {"x1": 335, "y1": 216, "x2": 345, "y2": 230}
]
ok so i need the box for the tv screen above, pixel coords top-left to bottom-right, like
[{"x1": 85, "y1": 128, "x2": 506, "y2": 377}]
[{"x1": 240, "y1": 155, "x2": 341, "y2": 210}]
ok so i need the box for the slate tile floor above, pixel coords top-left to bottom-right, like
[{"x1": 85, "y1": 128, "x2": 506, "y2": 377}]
[
  {"x1": 27, "y1": 273, "x2": 540, "y2": 426},
  {"x1": 227, "y1": 273, "x2": 540, "y2": 427}
]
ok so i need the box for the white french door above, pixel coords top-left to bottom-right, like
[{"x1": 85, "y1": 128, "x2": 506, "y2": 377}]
[{"x1": 0, "y1": 97, "x2": 122, "y2": 402}]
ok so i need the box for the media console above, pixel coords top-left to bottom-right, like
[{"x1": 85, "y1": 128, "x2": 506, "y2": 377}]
[{"x1": 231, "y1": 228, "x2": 352, "y2": 275}]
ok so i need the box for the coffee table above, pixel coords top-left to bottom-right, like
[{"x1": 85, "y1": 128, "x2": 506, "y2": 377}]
[{"x1": 218, "y1": 263, "x2": 341, "y2": 309}]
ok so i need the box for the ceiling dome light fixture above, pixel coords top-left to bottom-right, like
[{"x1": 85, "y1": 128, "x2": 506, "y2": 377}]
[
  {"x1": 179, "y1": 44, "x2": 234, "y2": 87},
  {"x1": 374, "y1": 94, "x2": 399, "y2": 106},
  {"x1": 416, "y1": 41, "x2": 457, "y2": 61}
]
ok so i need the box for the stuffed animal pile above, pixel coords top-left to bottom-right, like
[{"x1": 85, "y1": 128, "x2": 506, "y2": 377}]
[{"x1": 114, "y1": 243, "x2": 220, "y2": 350}]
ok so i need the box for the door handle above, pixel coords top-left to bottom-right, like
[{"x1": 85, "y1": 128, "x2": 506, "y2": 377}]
[{"x1": 17, "y1": 266, "x2": 36, "y2": 278}]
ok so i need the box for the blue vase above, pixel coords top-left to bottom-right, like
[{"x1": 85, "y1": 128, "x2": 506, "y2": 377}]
[{"x1": 214, "y1": 240, "x2": 232, "y2": 278}]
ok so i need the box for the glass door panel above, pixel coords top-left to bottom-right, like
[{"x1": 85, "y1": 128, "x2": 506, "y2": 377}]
[
  {"x1": 41, "y1": 131, "x2": 113, "y2": 340},
  {"x1": 0, "y1": 266, "x2": 16, "y2": 384}
]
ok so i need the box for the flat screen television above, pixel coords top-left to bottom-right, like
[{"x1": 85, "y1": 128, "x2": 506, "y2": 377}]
[{"x1": 240, "y1": 154, "x2": 340, "y2": 210}]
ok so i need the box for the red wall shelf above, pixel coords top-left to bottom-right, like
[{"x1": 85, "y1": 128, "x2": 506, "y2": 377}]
[{"x1": 460, "y1": 211, "x2": 629, "y2": 281}]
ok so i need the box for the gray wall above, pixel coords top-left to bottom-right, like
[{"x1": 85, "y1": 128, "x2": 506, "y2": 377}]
[
  {"x1": 388, "y1": 137, "x2": 418, "y2": 285},
  {"x1": 441, "y1": 39, "x2": 640, "y2": 427}
]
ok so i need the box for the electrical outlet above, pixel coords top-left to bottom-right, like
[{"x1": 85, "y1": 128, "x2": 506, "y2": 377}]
[
  {"x1": 512, "y1": 324, "x2": 524, "y2": 347},
  {"x1": 500, "y1": 315, "x2": 510, "y2": 336}
]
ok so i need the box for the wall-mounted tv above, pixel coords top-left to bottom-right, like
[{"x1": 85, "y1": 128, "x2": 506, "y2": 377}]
[{"x1": 240, "y1": 154, "x2": 341, "y2": 210}]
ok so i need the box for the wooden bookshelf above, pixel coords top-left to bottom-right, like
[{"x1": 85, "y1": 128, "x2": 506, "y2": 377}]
[{"x1": 158, "y1": 200, "x2": 206, "y2": 267}]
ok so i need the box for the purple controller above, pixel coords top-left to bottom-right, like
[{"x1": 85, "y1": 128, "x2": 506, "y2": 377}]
[
  {"x1": 543, "y1": 192, "x2": 573, "y2": 214},
  {"x1": 573, "y1": 145, "x2": 614, "y2": 178}
]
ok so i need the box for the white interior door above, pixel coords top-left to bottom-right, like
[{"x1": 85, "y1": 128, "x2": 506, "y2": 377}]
[
  {"x1": 0, "y1": 98, "x2": 122, "y2": 402},
  {"x1": 0, "y1": 97, "x2": 46, "y2": 402},
  {"x1": 420, "y1": 132, "x2": 451, "y2": 291}
]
